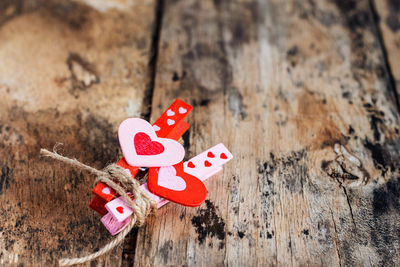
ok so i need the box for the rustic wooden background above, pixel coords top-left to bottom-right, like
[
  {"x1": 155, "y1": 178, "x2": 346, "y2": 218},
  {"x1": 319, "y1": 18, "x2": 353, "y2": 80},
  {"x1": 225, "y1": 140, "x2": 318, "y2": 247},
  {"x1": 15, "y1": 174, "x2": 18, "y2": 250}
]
[{"x1": 1, "y1": 0, "x2": 400, "y2": 266}]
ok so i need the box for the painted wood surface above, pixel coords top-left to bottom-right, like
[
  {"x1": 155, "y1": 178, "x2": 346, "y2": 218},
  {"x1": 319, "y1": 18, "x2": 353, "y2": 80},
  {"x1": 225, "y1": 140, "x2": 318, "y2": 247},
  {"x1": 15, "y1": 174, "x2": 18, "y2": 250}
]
[
  {"x1": 0, "y1": 0, "x2": 157, "y2": 265},
  {"x1": 136, "y1": 0, "x2": 400, "y2": 266},
  {"x1": 1, "y1": 0, "x2": 400, "y2": 266}
]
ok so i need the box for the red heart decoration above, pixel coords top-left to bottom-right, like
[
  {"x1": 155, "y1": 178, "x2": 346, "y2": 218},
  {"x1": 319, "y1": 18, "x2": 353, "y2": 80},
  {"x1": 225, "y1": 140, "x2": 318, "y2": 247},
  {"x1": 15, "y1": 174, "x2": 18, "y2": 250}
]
[
  {"x1": 220, "y1": 153, "x2": 228, "y2": 159},
  {"x1": 204, "y1": 160, "x2": 212, "y2": 167},
  {"x1": 134, "y1": 132, "x2": 165, "y2": 155},
  {"x1": 207, "y1": 151, "x2": 215, "y2": 158},
  {"x1": 116, "y1": 206, "x2": 124, "y2": 214},
  {"x1": 187, "y1": 161, "x2": 195, "y2": 168},
  {"x1": 148, "y1": 162, "x2": 207, "y2": 207}
]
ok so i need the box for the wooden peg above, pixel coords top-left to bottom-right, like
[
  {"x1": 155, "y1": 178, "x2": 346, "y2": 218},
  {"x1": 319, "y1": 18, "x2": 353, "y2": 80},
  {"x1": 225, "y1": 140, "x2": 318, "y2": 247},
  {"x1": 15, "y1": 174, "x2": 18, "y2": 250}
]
[{"x1": 90, "y1": 99, "x2": 193, "y2": 214}]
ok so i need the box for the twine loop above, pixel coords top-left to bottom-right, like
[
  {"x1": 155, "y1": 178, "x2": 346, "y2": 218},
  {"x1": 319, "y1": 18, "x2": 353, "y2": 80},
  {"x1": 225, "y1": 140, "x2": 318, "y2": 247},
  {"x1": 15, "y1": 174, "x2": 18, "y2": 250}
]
[{"x1": 40, "y1": 146, "x2": 156, "y2": 266}]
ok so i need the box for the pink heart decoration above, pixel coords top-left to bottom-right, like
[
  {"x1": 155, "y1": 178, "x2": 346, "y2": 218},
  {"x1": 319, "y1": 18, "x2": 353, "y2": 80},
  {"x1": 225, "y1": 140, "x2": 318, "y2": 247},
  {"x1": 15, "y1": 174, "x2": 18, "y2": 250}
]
[
  {"x1": 158, "y1": 166, "x2": 186, "y2": 191},
  {"x1": 118, "y1": 118, "x2": 185, "y2": 167}
]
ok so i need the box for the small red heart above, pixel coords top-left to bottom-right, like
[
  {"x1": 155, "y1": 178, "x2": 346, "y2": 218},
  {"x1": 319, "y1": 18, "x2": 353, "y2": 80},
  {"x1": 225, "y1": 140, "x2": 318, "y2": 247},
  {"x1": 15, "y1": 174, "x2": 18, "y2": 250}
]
[
  {"x1": 204, "y1": 160, "x2": 212, "y2": 167},
  {"x1": 188, "y1": 161, "x2": 195, "y2": 168},
  {"x1": 116, "y1": 206, "x2": 124, "y2": 214},
  {"x1": 220, "y1": 153, "x2": 228, "y2": 159},
  {"x1": 134, "y1": 132, "x2": 165, "y2": 155},
  {"x1": 207, "y1": 151, "x2": 215, "y2": 158}
]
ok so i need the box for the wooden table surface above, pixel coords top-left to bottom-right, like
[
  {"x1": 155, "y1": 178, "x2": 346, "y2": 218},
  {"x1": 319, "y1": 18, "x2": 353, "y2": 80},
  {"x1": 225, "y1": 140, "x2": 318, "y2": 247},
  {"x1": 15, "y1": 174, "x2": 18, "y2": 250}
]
[{"x1": 1, "y1": 0, "x2": 400, "y2": 266}]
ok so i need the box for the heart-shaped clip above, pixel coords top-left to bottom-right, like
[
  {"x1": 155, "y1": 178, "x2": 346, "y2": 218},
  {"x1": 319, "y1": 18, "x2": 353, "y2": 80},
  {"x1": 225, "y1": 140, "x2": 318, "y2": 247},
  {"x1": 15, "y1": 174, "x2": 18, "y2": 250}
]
[{"x1": 118, "y1": 118, "x2": 185, "y2": 167}]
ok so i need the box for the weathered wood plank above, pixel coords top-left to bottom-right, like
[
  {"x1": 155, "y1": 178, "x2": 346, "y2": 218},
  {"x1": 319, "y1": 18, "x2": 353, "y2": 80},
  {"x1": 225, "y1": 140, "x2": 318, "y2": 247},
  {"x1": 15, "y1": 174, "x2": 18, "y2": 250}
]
[
  {"x1": 0, "y1": 0, "x2": 156, "y2": 265},
  {"x1": 135, "y1": 0, "x2": 400, "y2": 266},
  {"x1": 373, "y1": 0, "x2": 400, "y2": 101}
]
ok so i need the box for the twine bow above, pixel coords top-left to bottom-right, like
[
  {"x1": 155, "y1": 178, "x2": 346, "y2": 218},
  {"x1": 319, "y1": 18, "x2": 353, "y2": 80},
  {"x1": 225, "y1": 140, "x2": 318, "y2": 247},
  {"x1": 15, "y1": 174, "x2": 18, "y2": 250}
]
[{"x1": 40, "y1": 147, "x2": 157, "y2": 266}]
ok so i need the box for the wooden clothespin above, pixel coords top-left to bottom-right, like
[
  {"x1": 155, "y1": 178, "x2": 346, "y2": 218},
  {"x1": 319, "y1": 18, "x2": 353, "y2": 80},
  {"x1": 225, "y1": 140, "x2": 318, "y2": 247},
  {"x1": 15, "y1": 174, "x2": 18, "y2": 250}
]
[{"x1": 90, "y1": 99, "x2": 192, "y2": 214}]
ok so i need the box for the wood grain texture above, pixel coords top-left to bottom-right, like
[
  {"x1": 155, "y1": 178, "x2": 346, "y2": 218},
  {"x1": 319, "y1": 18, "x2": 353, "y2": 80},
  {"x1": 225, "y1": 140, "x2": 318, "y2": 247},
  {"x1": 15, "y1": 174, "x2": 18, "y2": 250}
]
[
  {"x1": 0, "y1": 0, "x2": 156, "y2": 265},
  {"x1": 134, "y1": 0, "x2": 400, "y2": 266},
  {"x1": 1, "y1": 0, "x2": 400, "y2": 266}
]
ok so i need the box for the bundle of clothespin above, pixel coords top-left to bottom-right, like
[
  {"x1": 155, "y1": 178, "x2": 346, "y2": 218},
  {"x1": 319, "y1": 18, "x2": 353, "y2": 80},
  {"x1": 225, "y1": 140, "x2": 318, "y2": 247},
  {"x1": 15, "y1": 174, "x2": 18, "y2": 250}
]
[
  {"x1": 88, "y1": 99, "x2": 233, "y2": 235},
  {"x1": 41, "y1": 99, "x2": 232, "y2": 265}
]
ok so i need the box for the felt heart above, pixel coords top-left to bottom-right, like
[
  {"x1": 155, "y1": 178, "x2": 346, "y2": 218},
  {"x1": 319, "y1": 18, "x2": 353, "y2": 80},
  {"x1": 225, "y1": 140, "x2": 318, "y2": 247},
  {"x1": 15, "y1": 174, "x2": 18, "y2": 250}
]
[
  {"x1": 179, "y1": 107, "x2": 187, "y2": 114},
  {"x1": 148, "y1": 162, "x2": 207, "y2": 207},
  {"x1": 134, "y1": 132, "x2": 164, "y2": 155},
  {"x1": 119, "y1": 118, "x2": 185, "y2": 167},
  {"x1": 153, "y1": 125, "x2": 160, "y2": 131},
  {"x1": 204, "y1": 160, "x2": 212, "y2": 167},
  {"x1": 220, "y1": 153, "x2": 228, "y2": 159},
  {"x1": 207, "y1": 151, "x2": 215, "y2": 158},
  {"x1": 157, "y1": 166, "x2": 186, "y2": 191},
  {"x1": 187, "y1": 161, "x2": 195, "y2": 168},
  {"x1": 167, "y1": 119, "x2": 175, "y2": 126}
]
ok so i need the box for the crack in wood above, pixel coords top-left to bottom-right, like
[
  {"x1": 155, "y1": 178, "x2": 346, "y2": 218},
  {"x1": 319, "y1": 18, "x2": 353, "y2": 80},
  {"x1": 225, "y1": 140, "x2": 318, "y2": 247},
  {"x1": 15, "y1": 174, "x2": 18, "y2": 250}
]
[
  {"x1": 142, "y1": 0, "x2": 165, "y2": 120},
  {"x1": 121, "y1": 1, "x2": 165, "y2": 265},
  {"x1": 368, "y1": 0, "x2": 400, "y2": 113},
  {"x1": 330, "y1": 208, "x2": 342, "y2": 267},
  {"x1": 342, "y1": 187, "x2": 357, "y2": 229},
  {"x1": 288, "y1": 232, "x2": 293, "y2": 267}
]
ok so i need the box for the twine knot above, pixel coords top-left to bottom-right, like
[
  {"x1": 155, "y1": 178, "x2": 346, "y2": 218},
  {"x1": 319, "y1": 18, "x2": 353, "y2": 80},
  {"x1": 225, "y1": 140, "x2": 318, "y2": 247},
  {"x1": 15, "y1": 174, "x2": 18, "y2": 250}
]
[
  {"x1": 97, "y1": 164, "x2": 156, "y2": 226},
  {"x1": 40, "y1": 147, "x2": 156, "y2": 266}
]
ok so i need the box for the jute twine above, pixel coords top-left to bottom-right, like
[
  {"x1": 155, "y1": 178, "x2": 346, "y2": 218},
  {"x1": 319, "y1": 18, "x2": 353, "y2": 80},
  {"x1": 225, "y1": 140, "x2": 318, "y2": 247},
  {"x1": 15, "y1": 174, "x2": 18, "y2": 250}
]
[{"x1": 40, "y1": 147, "x2": 157, "y2": 266}]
